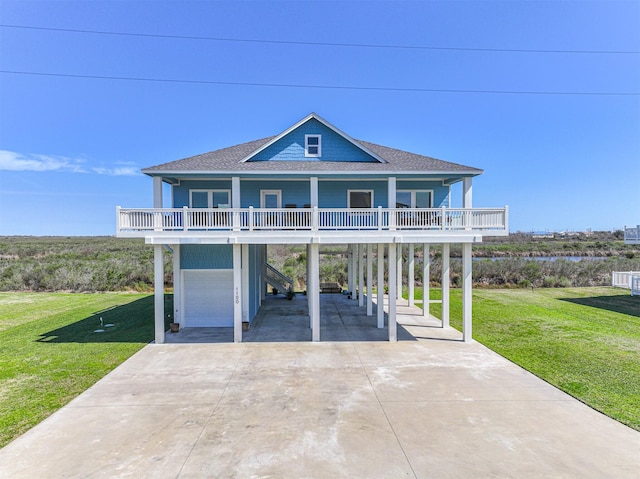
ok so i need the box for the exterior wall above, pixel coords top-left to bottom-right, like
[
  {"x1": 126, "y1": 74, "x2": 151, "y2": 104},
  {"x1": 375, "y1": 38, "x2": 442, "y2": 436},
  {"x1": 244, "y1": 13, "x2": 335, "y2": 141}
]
[
  {"x1": 249, "y1": 118, "x2": 377, "y2": 163},
  {"x1": 174, "y1": 178, "x2": 451, "y2": 210},
  {"x1": 181, "y1": 245, "x2": 233, "y2": 269},
  {"x1": 241, "y1": 179, "x2": 311, "y2": 208},
  {"x1": 173, "y1": 180, "x2": 232, "y2": 208}
]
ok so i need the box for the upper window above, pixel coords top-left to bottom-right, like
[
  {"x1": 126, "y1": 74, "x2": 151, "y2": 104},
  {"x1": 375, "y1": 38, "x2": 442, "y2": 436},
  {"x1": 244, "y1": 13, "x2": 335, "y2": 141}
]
[{"x1": 305, "y1": 134, "x2": 321, "y2": 157}]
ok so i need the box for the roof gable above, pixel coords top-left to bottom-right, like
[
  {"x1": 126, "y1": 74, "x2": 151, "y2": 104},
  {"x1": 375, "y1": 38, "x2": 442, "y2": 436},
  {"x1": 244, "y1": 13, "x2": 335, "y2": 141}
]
[{"x1": 243, "y1": 113, "x2": 384, "y2": 164}]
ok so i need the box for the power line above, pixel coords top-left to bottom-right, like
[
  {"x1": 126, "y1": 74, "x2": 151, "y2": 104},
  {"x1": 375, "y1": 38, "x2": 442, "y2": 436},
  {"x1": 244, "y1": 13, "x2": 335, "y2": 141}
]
[
  {"x1": 1, "y1": 69, "x2": 638, "y2": 96},
  {"x1": 1, "y1": 23, "x2": 638, "y2": 55}
]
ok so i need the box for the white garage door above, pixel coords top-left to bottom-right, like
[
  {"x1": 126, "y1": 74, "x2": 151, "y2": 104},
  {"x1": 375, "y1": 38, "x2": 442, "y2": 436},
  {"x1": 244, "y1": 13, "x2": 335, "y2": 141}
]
[{"x1": 183, "y1": 270, "x2": 233, "y2": 327}]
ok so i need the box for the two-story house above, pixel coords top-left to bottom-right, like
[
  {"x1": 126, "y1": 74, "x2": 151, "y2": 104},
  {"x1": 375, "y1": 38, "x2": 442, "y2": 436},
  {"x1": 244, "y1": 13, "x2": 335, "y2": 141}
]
[{"x1": 116, "y1": 113, "x2": 508, "y2": 343}]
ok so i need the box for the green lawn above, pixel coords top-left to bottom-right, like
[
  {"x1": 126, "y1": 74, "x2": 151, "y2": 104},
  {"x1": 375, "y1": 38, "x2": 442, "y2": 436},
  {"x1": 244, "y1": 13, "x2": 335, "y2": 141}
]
[
  {"x1": 2, "y1": 288, "x2": 638, "y2": 449},
  {"x1": 0, "y1": 292, "x2": 171, "y2": 448},
  {"x1": 416, "y1": 286, "x2": 640, "y2": 431}
]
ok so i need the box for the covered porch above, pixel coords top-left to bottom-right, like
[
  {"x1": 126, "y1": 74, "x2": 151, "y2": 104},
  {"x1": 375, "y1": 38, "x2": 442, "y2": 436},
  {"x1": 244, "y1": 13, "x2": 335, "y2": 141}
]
[{"x1": 163, "y1": 293, "x2": 463, "y2": 344}]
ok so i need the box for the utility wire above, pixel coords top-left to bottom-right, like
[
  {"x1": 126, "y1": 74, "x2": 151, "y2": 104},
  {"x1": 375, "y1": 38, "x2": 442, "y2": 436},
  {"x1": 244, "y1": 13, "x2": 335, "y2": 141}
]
[
  {"x1": 1, "y1": 70, "x2": 638, "y2": 96},
  {"x1": 1, "y1": 23, "x2": 638, "y2": 55}
]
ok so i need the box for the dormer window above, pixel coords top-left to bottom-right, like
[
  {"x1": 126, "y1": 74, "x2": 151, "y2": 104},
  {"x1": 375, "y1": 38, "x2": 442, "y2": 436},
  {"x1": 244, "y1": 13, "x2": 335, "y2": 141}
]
[{"x1": 305, "y1": 134, "x2": 321, "y2": 157}]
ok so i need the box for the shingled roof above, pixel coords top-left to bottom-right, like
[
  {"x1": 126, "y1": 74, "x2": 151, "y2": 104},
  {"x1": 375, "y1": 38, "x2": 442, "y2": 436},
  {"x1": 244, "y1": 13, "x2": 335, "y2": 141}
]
[{"x1": 142, "y1": 114, "x2": 483, "y2": 176}]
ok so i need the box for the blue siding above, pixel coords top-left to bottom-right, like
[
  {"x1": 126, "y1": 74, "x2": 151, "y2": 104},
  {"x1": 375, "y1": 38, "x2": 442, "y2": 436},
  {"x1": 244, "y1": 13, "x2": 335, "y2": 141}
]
[
  {"x1": 173, "y1": 180, "x2": 232, "y2": 208},
  {"x1": 181, "y1": 245, "x2": 233, "y2": 269},
  {"x1": 249, "y1": 118, "x2": 378, "y2": 163}
]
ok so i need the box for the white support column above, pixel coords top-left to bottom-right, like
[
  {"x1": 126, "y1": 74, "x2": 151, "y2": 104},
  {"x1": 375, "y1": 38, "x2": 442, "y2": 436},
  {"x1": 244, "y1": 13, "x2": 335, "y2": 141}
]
[
  {"x1": 309, "y1": 243, "x2": 320, "y2": 341},
  {"x1": 388, "y1": 177, "x2": 396, "y2": 230},
  {"x1": 310, "y1": 177, "x2": 318, "y2": 207},
  {"x1": 442, "y1": 243, "x2": 450, "y2": 328},
  {"x1": 377, "y1": 243, "x2": 385, "y2": 328},
  {"x1": 462, "y1": 243, "x2": 473, "y2": 342},
  {"x1": 231, "y1": 177, "x2": 241, "y2": 208},
  {"x1": 260, "y1": 245, "x2": 266, "y2": 302},
  {"x1": 153, "y1": 176, "x2": 163, "y2": 208},
  {"x1": 388, "y1": 243, "x2": 397, "y2": 341},
  {"x1": 463, "y1": 177, "x2": 473, "y2": 208},
  {"x1": 233, "y1": 243, "x2": 242, "y2": 343},
  {"x1": 366, "y1": 243, "x2": 373, "y2": 316},
  {"x1": 307, "y1": 244, "x2": 313, "y2": 329},
  {"x1": 153, "y1": 244, "x2": 165, "y2": 344},
  {"x1": 358, "y1": 244, "x2": 364, "y2": 307},
  {"x1": 396, "y1": 244, "x2": 402, "y2": 301},
  {"x1": 347, "y1": 244, "x2": 354, "y2": 297},
  {"x1": 351, "y1": 244, "x2": 358, "y2": 301},
  {"x1": 172, "y1": 245, "x2": 181, "y2": 325},
  {"x1": 241, "y1": 244, "x2": 249, "y2": 323},
  {"x1": 422, "y1": 244, "x2": 430, "y2": 317},
  {"x1": 408, "y1": 243, "x2": 415, "y2": 307}
]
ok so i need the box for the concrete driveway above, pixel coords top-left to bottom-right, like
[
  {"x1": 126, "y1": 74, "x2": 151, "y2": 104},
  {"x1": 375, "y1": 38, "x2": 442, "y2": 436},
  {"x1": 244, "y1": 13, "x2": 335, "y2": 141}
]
[{"x1": 0, "y1": 295, "x2": 638, "y2": 478}]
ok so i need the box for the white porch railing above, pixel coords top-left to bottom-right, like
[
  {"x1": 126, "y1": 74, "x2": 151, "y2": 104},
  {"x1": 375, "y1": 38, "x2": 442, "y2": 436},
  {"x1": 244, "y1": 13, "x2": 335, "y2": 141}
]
[
  {"x1": 624, "y1": 225, "x2": 640, "y2": 244},
  {"x1": 116, "y1": 206, "x2": 509, "y2": 234},
  {"x1": 612, "y1": 271, "x2": 640, "y2": 290}
]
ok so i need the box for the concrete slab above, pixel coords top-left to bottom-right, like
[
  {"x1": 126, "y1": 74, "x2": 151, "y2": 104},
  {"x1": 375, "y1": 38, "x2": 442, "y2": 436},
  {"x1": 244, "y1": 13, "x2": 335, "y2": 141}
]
[{"x1": 0, "y1": 294, "x2": 638, "y2": 478}]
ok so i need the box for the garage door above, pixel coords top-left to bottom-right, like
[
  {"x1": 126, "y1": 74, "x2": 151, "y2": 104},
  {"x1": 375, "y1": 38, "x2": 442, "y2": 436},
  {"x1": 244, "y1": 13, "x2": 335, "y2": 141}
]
[{"x1": 183, "y1": 270, "x2": 233, "y2": 327}]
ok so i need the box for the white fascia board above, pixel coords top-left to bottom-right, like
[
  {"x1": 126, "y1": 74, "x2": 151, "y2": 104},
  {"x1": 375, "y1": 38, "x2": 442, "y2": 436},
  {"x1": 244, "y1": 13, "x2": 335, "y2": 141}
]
[
  {"x1": 141, "y1": 230, "x2": 496, "y2": 245},
  {"x1": 238, "y1": 112, "x2": 388, "y2": 164},
  {"x1": 139, "y1": 169, "x2": 483, "y2": 177}
]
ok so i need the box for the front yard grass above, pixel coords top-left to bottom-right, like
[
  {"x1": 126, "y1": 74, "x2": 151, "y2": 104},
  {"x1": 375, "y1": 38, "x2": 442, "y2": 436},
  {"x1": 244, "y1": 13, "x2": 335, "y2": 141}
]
[
  {"x1": 0, "y1": 292, "x2": 171, "y2": 448},
  {"x1": 418, "y1": 286, "x2": 640, "y2": 431}
]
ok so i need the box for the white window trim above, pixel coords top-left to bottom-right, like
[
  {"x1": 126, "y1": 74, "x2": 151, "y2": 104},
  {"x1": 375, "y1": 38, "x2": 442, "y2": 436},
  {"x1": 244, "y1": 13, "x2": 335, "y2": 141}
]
[
  {"x1": 397, "y1": 189, "x2": 434, "y2": 208},
  {"x1": 189, "y1": 189, "x2": 231, "y2": 208},
  {"x1": 305, "y1": 134, "x2": 322, "y2": 158},
  {"x1": 347, "y1": 189, "x2": 374, "y2": 208},
  {"x1": 260, "y1": 190, "x2": 282, "y2": 209}
]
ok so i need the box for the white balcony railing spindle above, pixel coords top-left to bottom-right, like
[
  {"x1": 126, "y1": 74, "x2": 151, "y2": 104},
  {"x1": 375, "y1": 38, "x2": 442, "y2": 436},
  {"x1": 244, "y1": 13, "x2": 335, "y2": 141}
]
[{"x1": 116, "y1": 206, "x2": 508, "y2": 234}]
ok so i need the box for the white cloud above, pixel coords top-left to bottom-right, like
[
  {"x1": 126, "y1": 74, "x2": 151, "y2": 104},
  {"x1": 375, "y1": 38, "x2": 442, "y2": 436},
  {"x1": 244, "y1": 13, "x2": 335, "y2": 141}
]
[
  {"x1": 0, "y1": 150, "x2": 140, "y2": 176},
  {"x1": 0, "y1": 150, "x2": 86, "y2": 173}
]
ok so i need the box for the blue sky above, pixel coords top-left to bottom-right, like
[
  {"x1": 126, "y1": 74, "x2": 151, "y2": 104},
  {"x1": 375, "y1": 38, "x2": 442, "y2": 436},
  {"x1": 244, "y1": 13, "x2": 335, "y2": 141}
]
[{"x1": 0, "y1": 0, "x2": 638, "y2": 236}]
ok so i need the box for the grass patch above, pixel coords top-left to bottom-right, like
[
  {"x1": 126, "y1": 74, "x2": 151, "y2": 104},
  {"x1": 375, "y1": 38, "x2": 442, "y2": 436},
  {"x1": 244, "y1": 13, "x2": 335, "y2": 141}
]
[
  {"x1": 0, "y1": 292, "x2": 172, "y2": 447},
  {"x1": 415, "y1": 286, "x2": 640, "y2": 431}
]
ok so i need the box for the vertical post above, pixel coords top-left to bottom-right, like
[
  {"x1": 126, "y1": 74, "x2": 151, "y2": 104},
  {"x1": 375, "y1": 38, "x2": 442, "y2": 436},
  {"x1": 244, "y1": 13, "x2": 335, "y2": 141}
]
[
  {"x1": 242, "y1": 244, "x2": 249, "y2": 323},
  {"x1": 260, "y1": 245, "x2": 266, "y2": 302},
  {"x1": 153, "y1": 244, "x2": 165, "y2": 344},
  {"x1": 232, "y1": 176, "x2": 241, "y2": 231},
  {"x1": 422, "y1": 244, "x2": 430, "y2": 317},
  {"x1": 358, "y1": 244, "x2": 364, "y2": 307},
  {"x1": 310, "y1": 177, "x2": 318, "y2": 207},
  {"x1": 307, "y1": 244, "x2": 313, "y2": 328},
  {"x1": 233, "y1": 243, "x2": 242, "y2": 343},
  {"x1": 377, "y1": 243, "x2": 385, "y2": 328},
  {"x1": 463, "y1": 177, "x2": 473, "y2": 208},
  {"x1": 396, "y1": 244, "x2": 402, "y2": 300},
  {"x1": 408, "y1": 243, "x2": 415, "y2": 307},
  {"x1": 366, "y1": 243, "x2": 373, "y2": 316},
  {"x1": 172, "y1": 245, "x2": 181, "y2": 325},
  {"x1": 441, "y1": 243, "x2": 450, "y2": 328},
  {"x1": 388, "y1": 243, "x2": 397, "y2": 341},
  {"x1": 153, "y1": 176, "x2": 163, "y2": 208},
  {"x1": 153, "y1": 177, "x2": 163, "y2": 231},
  {"x1": 388, "y1": 177, "x2": 396, "y2": 230},
  {"x1": 309, "y1": 242, "x2": 320, "y2": 341},
  {"x1": 347, "y1": 244, "x2": 354, "y2": 296},
  {"x1": 462, "y1": 243, "x2": 473, "y2": 342}
]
